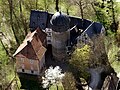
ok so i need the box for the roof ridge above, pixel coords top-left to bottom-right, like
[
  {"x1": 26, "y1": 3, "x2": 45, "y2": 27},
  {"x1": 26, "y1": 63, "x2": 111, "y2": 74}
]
[{"x1": 13, "y1": 27, "x2": 45, "y2": 57}]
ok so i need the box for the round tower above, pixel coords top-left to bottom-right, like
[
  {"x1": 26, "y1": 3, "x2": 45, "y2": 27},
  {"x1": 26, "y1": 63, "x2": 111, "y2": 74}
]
[{"x1": 50, "y1": 12, "x2": 70, "y2": 61}]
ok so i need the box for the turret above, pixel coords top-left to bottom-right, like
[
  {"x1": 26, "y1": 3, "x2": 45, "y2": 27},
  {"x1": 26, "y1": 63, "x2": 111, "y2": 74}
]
[{"x1": 50, "y1": 12, "x2": 70, "y2": 61}]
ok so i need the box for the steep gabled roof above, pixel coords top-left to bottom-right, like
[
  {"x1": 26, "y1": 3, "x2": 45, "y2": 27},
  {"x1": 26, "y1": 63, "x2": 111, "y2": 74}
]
[
  {"x1": 13, "y1": 27, "x2": 47, "y2": 57},
  {"x1": 36, "y1": 46, "x2": 46, "y2": 60}
]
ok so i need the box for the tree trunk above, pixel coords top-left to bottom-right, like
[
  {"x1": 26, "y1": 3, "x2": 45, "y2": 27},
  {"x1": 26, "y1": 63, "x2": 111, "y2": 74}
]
[
  {"x1": 79, "y1": 0, "x2": 84, "y2": 20},
  {"x1": 0, "y1": 39, "x2": 10, "y2": 57},
  {"x1": 55, "y1": 0, "x2": 59, "y2": 12},
  {"x1": 19, "y1": 0, "x2": 28, "y2": 36},
  {"x1": 36, "y1": 0, "x2": 38, "y2": 10},
  {"x1": 91, "y1": 3, "x2": 100, "y2": 21},
  {"x1": 13, "y1": 10, "x2": 21, "y2": 31},
  {"x1": 78, "y1": 0, "x2": 84, "y2": 28},
  {"x1": 67, "y1": 8, "x2": 69, "y2": 15},
  {"x1": 111, "y1": 0, "x2": 117, "y2": 32},
  {"x1": 44, "y1": 0, "x2": 48, "y2": 11},
  {"x1": 7, "y1": 0, "x2": 19, "y2": 46},
  {"x1": 76, "y1": 0, "x2": 84, "y2": 28}
]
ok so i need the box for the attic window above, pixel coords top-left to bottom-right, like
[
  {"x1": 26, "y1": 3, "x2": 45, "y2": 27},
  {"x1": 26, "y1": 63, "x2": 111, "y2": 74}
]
[{"x1": 29, "y1": 59, "x2": 34, "y2": 64}]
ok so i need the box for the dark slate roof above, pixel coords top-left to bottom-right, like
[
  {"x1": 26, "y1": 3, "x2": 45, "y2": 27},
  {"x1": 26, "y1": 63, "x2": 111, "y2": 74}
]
[
  {"x1": 70, "y1": 21, "x2": 105, "y2": 45},
  {"x1": 50, "y1": 12, "x2": 70, "y2": 32},
  {"x1": 69, "y1": 16, "x2": 92, "y2": 30},
  {"x1": 84, "y1": 22, "x2": 104, "y2": 38},
  {"x1": 94, "y1": 22, "x2": 103, "y2": 34},
  {"x1": 29, "y1": 10, "x2": 104, "y2": 41},
  {"x1": 84, "y1": 22, "x2": 96, "y2": 38},
  {"x1": 29, "y1": 10, "x2": 92, "y2": 31},
  {"x1": 29, "y1": 10, "x2": 48, "y2": 31}
]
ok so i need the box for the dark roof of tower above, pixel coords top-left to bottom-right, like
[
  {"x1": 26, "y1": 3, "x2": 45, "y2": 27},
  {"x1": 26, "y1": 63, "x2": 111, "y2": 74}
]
[{"x1": 50, "y1": 12, "x2": 70, "y2": 32}]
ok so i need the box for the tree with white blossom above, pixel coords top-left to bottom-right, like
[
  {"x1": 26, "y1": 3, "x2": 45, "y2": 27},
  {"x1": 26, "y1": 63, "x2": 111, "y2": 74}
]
[{"x1": 42, "y1": 66, "x2": 65, "y2": 89}]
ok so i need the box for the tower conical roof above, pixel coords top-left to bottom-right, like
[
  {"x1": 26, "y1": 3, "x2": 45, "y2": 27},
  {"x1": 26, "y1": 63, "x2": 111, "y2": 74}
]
[{"x1": 50, "y1": 12, "x2": 70, "y2": 32}]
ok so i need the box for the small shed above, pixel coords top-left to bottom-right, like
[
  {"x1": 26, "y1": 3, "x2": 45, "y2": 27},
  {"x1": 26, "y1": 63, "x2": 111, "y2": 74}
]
[{"x1": 13, "y1": 27, "x2": 47, "y2": 75}]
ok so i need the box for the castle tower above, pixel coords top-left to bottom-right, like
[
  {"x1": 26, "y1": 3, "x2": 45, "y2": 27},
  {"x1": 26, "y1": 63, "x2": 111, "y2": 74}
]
[{"x1": 50, "y1": 12, "x2": 70, "y2": 61}]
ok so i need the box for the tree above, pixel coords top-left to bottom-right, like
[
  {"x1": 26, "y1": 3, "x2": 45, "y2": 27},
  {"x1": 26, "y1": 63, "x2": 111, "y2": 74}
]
[
  {"x1": 92, "y1": 0, "x2": 118, "y2": 32},
  {"x1": 69, "y1": 35, "x2": 116, "y2": 89},
  {"x1": 71, "y1": 0, "x2": 95, "y2": 19},
  {"x1": 42, "y1": 66, "x2": 64, "y2": 89},
  {"x1": 69, "y1": 45, "x2": 91, "y2": 80},
  {"x1": 7, "y1": 0, "x2": 20, "y2": 46},
  {"x1": 55, "y1": 0, "x2": 59, "y2": 11},
  {"x1": 62, "y1": 72, "x2": 77, "y2": 90}
]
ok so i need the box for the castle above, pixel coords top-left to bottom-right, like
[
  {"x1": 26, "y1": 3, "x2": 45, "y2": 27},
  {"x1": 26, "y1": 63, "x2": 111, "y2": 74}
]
[{"x1": 13, "y1": 10, "x2": 105, "y2": 89}]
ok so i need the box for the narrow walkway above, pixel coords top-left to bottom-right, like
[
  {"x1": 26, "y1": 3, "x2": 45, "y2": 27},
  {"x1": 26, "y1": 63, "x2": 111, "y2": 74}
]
[{"x1": 89, "y1": 67, "x2": 104, "y2": 90}]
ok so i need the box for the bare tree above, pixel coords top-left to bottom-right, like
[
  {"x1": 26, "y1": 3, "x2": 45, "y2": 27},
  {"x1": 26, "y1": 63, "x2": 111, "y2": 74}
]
[
  {"x1": 19, "y1": 0, "x2": 28, "y2": 36},
  {"x1": 7, "y1": 0, "x2": 19, "y2": 46}
]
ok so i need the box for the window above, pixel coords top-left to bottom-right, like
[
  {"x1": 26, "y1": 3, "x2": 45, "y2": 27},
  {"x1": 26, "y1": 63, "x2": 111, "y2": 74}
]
[
  {"x1": 31, "y1": 66, "x2": 33, "y2": 70},
  {"x1": 85, "y1": 34, "x2": 88, "y2": 40},
  {"x1": 31, "y1": 70, "x2": 34, "y2": 73},
  {"x1": 30, "y1": 66, "x2": 34, "y2": 74},
  {"x1": 21, "y1": 64, "x2": 24, "y2": 69},
  {"x1": 47, "y1": 40, "x2": 51, "y2": 42},
  {"x1": 29, "y1": 59, "x2": 34, "y2": 64},
  {"x1": 21, "y1": 64, "x2": 25, "y2": 73},
  {"x1": 20, "y1": 58, "x2": 24, "y2": 62},
  {"x1": 47, "y1": 32, "x2": 51, "y2": 36},
  {"x1": 22, "y1": 69, "x2": 24, "y2": 72}
]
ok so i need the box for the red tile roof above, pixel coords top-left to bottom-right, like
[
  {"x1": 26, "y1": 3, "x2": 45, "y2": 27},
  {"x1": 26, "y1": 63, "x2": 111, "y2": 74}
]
[{"x1": 13, "y1": 27, "x2": 47, "y2": 57}]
